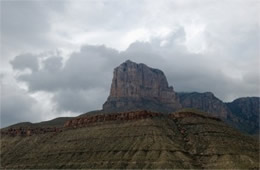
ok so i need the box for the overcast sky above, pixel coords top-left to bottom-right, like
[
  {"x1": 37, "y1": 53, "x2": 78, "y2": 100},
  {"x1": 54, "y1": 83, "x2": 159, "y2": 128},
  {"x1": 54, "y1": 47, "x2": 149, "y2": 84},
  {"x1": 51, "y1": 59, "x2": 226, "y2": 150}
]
[{"x1": 1, "y1": 0, "x2": 259, "y2": 127}]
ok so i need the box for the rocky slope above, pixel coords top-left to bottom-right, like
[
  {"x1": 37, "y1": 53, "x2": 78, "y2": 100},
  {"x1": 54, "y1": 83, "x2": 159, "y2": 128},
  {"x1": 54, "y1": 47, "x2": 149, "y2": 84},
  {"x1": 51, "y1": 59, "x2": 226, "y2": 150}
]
[
  {"x1": 103, "y1": 60, "x2": 181, "y2": 113},
  {"x1": 1, "y1": 110, "x2": 259, "y2": 169}
]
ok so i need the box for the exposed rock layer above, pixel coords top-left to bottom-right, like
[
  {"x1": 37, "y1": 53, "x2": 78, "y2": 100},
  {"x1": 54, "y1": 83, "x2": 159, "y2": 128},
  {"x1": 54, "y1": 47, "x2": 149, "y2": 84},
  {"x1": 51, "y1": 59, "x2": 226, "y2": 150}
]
[
  {"x1": 0, "y1": 127, "x2": 61, "y2": 136},
  {"x1": 103, "y1": 60, "x2": 181, "y2": 113},
  {"x1": 64, "y1": 110, "x2": 162, "y2": 128}
]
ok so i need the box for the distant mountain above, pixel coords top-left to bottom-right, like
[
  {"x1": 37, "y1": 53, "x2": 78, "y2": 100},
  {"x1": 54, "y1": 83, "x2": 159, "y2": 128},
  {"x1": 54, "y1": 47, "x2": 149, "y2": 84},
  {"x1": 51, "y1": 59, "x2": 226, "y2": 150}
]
[
  {"x1": 1, "y1": 110, "x2": 259, "y2": 169},
  {"x1": 177, "y1": 92, "x2": 230, "y2": 119},
  {"x1": 226, "y1": 97, "x2": 260, "y2": 135},
  {"x1": 177, "y1": 92, "x2": 259, "y2": 135}
]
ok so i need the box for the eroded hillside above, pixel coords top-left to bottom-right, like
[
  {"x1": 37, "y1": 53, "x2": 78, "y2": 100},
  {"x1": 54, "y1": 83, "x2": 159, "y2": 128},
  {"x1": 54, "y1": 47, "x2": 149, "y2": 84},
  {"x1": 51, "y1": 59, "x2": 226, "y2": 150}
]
[{"x1": 1, "y1": 110, "x2": 258, "y2": 169}]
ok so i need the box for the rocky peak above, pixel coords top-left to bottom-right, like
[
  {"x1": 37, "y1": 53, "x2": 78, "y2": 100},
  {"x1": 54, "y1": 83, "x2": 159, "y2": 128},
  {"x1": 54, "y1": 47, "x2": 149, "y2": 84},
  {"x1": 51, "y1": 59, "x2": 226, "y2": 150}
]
[
  {"x1": 103, "y1": 60, "x2": 181, "y2": 113},
  {"x1": 226, "y1": 97, "x2": 260, "y2": 134},
  {"x1": 177, "y1": 92, "x2": 230, "y2": 119},
  {"x1": 227, "y1": 97, "x2": 260, "y2": 117}
]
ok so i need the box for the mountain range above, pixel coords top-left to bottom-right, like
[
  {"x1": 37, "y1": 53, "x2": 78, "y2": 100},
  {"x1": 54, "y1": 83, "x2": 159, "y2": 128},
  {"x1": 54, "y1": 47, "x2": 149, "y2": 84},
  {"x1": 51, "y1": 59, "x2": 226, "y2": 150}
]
[
  {"x1": 0, "y1": 60, "x2": 259, "y2": 169},
  {"x1": 103, "y1": 60, "x2": 259, "y2": 135}
]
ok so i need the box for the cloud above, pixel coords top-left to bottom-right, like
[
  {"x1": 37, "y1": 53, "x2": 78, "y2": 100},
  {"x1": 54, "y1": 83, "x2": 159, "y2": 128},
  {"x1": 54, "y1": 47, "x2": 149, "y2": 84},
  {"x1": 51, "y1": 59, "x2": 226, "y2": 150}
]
[
  {"x1": 121, "y1": 32, "x2": 260, "y2": 101},
  {"x1": 0, "y1": 0, "x2": 67, "y2": 67},
  {"x1": 14, "y1": 45, "x2": 119, "y2": 92},
  {"x1": 53, "y1": 88, "x2": 107, "y2": 113},
  {"x1": 1, "y1": 1, "x2": 49, "y2": 45},
  {"x1": 1, "y1": 0, "x2": 259, "y2": 128},
  {"x1": 10, "y1": 53, "x2": 39, "y2": 71},
  {"x1": 1, "y1": 0, "x2": 67, "y2": 48},
  {"x1": 11, "y1": 25, "x2": 260, "y2": 115},
  {"x1": 0, "y1": 83, "x2": 41, "y2": 128},
  {"x1": 8, "y1": 28, "x2": 186, "y2": 114},
  {"x1": 8, "y1": 45, "x2": 120, "y2": 113},
  {"x1": 43, "y1": 56, "x2": 63, "y2": 72}
]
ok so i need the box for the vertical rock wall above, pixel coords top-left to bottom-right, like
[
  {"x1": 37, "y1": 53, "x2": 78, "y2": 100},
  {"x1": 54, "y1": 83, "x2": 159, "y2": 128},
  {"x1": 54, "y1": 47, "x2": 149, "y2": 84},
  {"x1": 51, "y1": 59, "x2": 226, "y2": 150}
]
[{"x1": 103, "y1": 60, "x2": 181, "y2": 113}]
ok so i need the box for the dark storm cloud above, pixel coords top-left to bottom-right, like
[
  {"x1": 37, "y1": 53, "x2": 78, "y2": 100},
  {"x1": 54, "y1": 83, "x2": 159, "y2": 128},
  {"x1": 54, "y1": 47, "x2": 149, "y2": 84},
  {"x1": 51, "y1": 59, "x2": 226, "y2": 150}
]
[
  {"x1": 14, "y1": 45, "x2": 119, "y2": 92},
  {"x1": 10, "y1": 54, "x2": 39, "y2": 71},
  {"x1": 9, "y1": 45, "x2": 120, "y2": 113},
  {"x1": 43, "y1": 56, "x2": 63, "y2": 72},
  {"x1": 10, "y1": 25, "x2": 260, "y2": 114}
]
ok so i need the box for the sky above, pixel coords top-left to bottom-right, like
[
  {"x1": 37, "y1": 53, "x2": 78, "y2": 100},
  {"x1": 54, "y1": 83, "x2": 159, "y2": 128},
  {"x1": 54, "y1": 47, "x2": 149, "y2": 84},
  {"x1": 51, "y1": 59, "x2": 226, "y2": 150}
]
[{"x1": 1, "y1": 0, "x2": 259, "y2": 128}]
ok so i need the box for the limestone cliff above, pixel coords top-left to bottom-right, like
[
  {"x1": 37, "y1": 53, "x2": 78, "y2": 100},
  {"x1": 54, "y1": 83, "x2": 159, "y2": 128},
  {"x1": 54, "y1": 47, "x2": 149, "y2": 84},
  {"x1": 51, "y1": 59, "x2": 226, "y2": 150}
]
[{"x1": 103, "y1": 60, "x2": 181, "y2": 113}]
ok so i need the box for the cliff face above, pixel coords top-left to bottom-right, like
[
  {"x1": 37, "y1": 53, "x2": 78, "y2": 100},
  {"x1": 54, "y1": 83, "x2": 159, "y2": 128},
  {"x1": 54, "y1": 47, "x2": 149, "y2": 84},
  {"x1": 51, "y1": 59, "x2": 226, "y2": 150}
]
[
  {"x1": 103, "y1": 60, "x2": 181, "y2": 113},
  {"x1": 226, "y1": 97, "x2": 260, "y2": 134},
  {"x1": 177, "y1": 92, "x2": 230, "y2": 119}
]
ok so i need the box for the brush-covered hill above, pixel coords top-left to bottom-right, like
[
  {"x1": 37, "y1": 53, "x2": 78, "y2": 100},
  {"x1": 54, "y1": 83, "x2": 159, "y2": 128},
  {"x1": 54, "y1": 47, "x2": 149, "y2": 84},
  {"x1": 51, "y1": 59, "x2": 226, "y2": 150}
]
[
  {"x1": 2, "y1": 117, "x2": 72, "y2": 129},
  {"x1": 1, "y1": 110, "x2": 259, "y2": 169}
]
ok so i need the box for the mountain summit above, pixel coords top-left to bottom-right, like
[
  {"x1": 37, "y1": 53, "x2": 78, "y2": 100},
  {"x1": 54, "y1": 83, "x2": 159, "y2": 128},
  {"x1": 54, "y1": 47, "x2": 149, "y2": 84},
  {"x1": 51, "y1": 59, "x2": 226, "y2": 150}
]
[{"x1": 103, "y1": 60, "x2": 181, "y2": 113}]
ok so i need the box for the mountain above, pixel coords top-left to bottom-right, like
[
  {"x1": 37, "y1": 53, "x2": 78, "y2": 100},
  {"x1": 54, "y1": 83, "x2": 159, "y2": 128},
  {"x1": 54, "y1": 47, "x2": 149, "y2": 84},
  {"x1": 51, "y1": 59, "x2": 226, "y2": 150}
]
[
  {"x1": 177, "y1": 92, "x2": 259, "y2": 135},
  {"x1": 1, "y1": 60, "x2": 259, "y2": 169},
  {"x1": 103, "y1": 60, "x2": 181, "y2": 113},
  {"x1": 3, "y1": 60, "x2": 258, "y2": 136},
  {"x1": 102, "y1": 60, "x2": 259, "y2": 135},
  {"x1": 226, "y1": 97, "x2": 260, "y2": 135},
  {"x1": 177, "y1": 92, "x2": 230, "y2": 119},
  {"x1": 1, "y1": 110, "x2": 259, "y2": 169}
]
